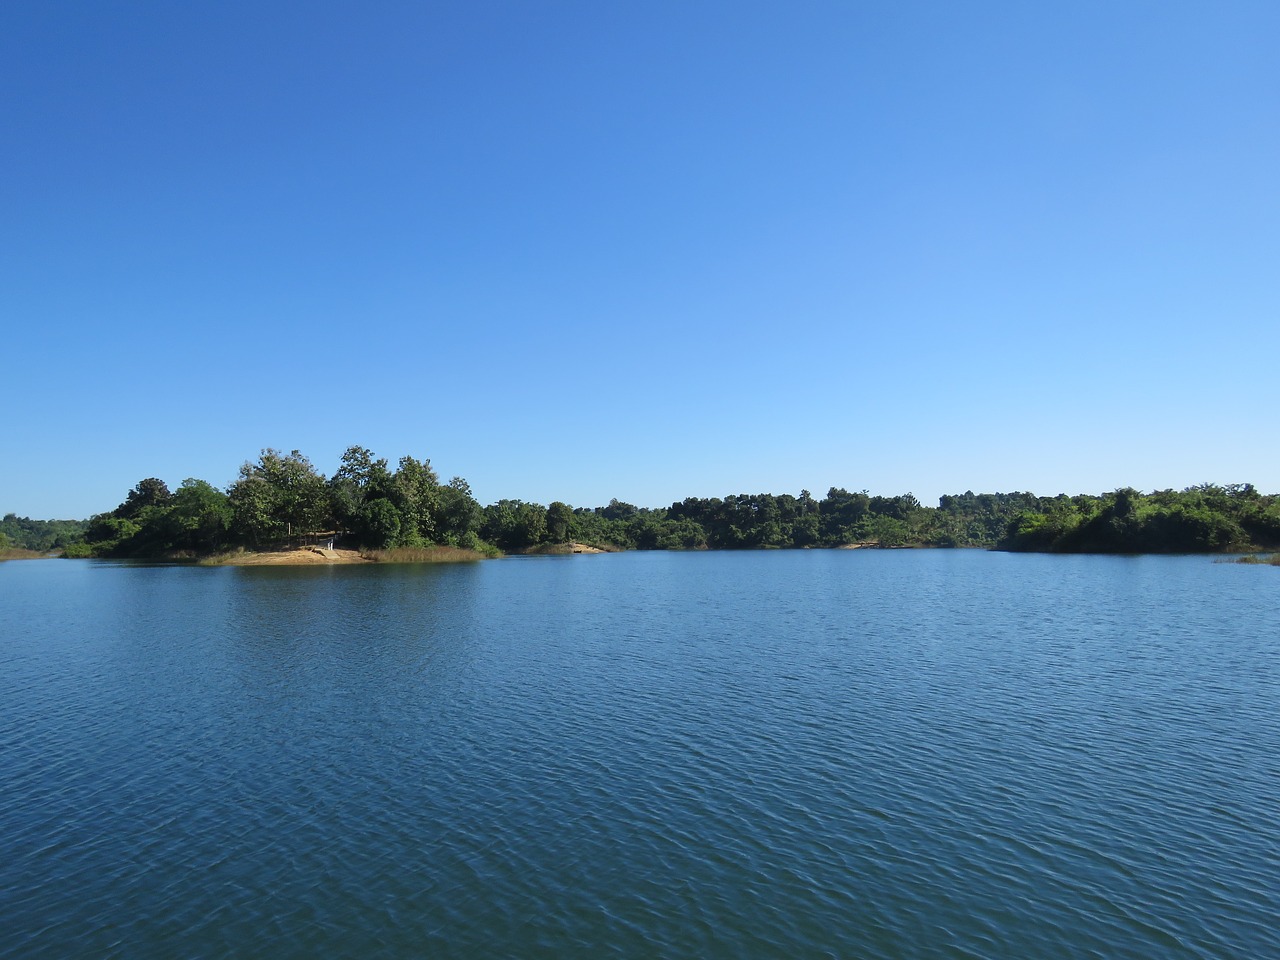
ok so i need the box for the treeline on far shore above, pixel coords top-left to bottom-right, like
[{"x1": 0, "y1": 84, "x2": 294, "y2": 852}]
[{"x1": 3, "y1": 446, "x2": 1279, "y2": 560}]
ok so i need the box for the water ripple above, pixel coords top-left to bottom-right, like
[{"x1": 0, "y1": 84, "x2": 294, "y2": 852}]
[{"x1": 1, "y1": 553, "x2": 1277, "y2": 958}]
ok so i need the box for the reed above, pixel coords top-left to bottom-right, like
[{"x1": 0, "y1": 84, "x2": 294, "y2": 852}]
[
  {"x1": 0, "y1": 547, "x2": 46, "y2": 561},
  {"x1": 360, "y1": 545, "x2": 496, "y2": 563},
  {"x1": 196, "y1": 549, "x2": 249, "y2": 566},
  {"x1": 1234, "y1": 553, "x2": 1280, "y2": 566}
]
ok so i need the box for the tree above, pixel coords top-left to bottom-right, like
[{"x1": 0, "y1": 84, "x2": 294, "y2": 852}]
[
  {"x1": 392, "y1": 456, "x2": 442, "y2": 545},
  {"x1": 229, "y1": 449, "x2": 328, "y2": 542},
  {"x1": 436, "y1": 477, "x2": 482, "y2": 545},
  {"x1": 114, "y1": 478, "x2": 171, "y2": 519},
  {"x1": 165, "y1": 479, "x2": 232, "y2": 551},
  {"x1": 546, "y1": 501, "x2": 573, "y2": 543},
  {"x1": 82, "y1": 514, "x2": 143, "y2": 556},
  {"x1": 601, "y1": 498, "x2": 637, "y2": 521},
  {"x1": 228, "y1": 475, "x2": 280, "y2": 545},
  {"x1": 820, "y1": 488, "x2": 870, "y2": 544},
  {"x1": 791, "y1": 513, "x2": 819, "y2": 546},
  {"x1": 360, "y1": 498, "x2": 402, "y2": 548},
  {"x1": 328, "y1": 445, "x2": 395, "y2": 536},
  {"x1": 481, "y1": 500, "x2": 547, "y2": 550}
]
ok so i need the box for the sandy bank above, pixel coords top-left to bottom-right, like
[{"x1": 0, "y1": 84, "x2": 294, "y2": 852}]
[{"x1": 205, "y1": 547, "x2": 372, "y2": 566}]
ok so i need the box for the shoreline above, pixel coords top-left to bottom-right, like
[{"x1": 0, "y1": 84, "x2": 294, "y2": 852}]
[
  {"x1": 200, "y1": 547, "x2": 372, "y2": 566},
  {"x1": 199, "y1": 545, "x2": 494, "y2": 566}
]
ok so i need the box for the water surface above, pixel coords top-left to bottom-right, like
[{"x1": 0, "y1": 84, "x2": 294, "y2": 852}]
[{"x1": 1, "y1": 551, "x2": 1277, "y2": 958}]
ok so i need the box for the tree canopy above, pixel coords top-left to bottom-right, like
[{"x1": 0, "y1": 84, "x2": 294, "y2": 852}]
[{"x1": 41, "y1": 446, "x2": 1279, "y2": 559}]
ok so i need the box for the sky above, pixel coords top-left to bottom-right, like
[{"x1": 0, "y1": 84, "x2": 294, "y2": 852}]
[{"x1": 3, "y1": 1, "x2": 1278, "y2": 519}]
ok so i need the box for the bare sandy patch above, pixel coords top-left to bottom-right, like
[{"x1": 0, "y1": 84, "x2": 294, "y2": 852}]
[{"x1": 209, "y1": 547, "x2": 372, "y2": 566}]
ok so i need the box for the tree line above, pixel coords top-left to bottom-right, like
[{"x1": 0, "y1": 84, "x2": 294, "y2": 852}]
[
  {"x1": 62, "y1": 447, "x2": 488, "y2": 558},
  {"x1": 998, "y1": 484, "x2": 1280, "y2": 553},
  {"x1": 7, "y1": 445, "x2": 1274, "y2": 558},
  {"x1": 1, "y1": 514, "x2": 88, "y2": 553}
]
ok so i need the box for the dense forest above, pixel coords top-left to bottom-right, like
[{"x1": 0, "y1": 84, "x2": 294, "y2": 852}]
[
  {"x1": 1, "y1": 514, "x2": 88, "y2": 553},
  {"x1": 5, "y1": 446, "x2": 1277, "y2": 559}
]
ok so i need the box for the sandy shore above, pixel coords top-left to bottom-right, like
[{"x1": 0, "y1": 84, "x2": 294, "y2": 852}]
[
  {"x1": 208, "y1": 543, "x2": 612, "y2": 564},
  {"x1": 208, "y1": 547, "x2": 372, "y2": 565}
]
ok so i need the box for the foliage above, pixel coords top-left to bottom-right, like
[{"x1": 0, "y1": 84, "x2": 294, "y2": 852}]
[
  {"x1": 36, "y1": 445, "x2": 1279, "y2": 559},
  {"x1": 114, "y1": 478, "x2": 172, "y2": 518},
  {"x1": 229, "y1": 449, "x2": 328, "y2": 543},
  {"x1": 360, "y1": 498, "x2": 401, "y2": 549},
  {"x1": 998, "y1": 484, "x2": 1266, "y2": 553},
  {"x1": 546, "y1": 501, "x2": 573, "y2": 544},
  {"x1": 481, "y1": 500, "x2": 547, "y2": 551},
  {"x1": 0, "y1": 513, "x2": 89, "y2": 551},
  {"x1": 164, "y1": 480, "x2": 232, "y2": 552},
  {"x1": 435, "y1": 477, "x2": 482, "y2": 546}
]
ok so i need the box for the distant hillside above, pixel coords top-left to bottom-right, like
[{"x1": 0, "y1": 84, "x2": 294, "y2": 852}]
[{"x1": 0, "y1": 514, "x2": 89, "y2": 552}]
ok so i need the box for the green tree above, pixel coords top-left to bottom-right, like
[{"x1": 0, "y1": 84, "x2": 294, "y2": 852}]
[
  {"x1": 481, "y1": 500, "x2": 547, "y2": 550},
  {"x1": 392, "y1": 456, "x2": 442, "y2": 545},
  {"x1": 165, "y1": 479, "x2": 232, "y2": 551},
  {"x1": 228, "y1": 475, "x2": 280, "y2": 545},
  {"x1": 114, "y1": 478, "x2": 172, "y2": 519},
  {"x1": 230, "y1": 449, "x2": 329, "y2": 541},
  {"x1": 436, "y1": 477, "x2": 481, "y2": 545},
  {"x1": 329, "y1": 446, "x2": 381, "y2": 532},
  {"x1": 82, "y1": 514, "x2": 143, "y2": 556},
  {"x1": 546, "y1": 501, "x2": 573, "y2": 543},
  {"x1": 360, "y1": 498, "x2": 402, "y2": 548}
]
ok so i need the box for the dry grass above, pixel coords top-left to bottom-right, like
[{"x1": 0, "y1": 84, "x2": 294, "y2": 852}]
[
  {"x1": 196, "y1": 549, "x2": 244, "y2": 566},
  {"x1": 518, "y1": 542, "x2": 620, "y2": 555},
  {"x1": 0, "y1": 547, "x2": 47, "y2": 561},
  {"x1": 360, "y1": 545, "x2": 492, "y2": 563},
  {"x1": 1234, "y1": 553, "x2": 1280, "y2": 566}
]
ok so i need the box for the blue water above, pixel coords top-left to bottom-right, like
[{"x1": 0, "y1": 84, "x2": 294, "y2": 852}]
[{"x1": 1, "y1": 551, "x2": 1277, "y2": 959}]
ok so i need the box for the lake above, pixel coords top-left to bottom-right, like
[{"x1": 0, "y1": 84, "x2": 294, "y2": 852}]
[{"x1": 1, "y1": 551, "x2": 1277, "y2": 959}]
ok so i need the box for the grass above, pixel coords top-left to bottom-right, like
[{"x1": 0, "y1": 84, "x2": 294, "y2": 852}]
[
  {"x1": 517, "y1": 542, "x2": 575, "y2": 555},
  {"x1": 196, "y1": 548, "x2": 249, "y2": 566},
  {"x1": 0, "y1": 547, "x2": 47, "y2": 561},
  {"x1": 515, "y1": 541, "x2": 625, "y2": 555},
  {"x1": 360, "y1": 544, "x2": 499, "y2": 563},
  {"x1": 1234, "y1": 553, "x2": 1280, "y2": 566}
]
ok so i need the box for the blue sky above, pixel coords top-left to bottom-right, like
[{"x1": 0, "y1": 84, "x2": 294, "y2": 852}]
[{"x1": 3, "y1": 1, "x2": 1277, "y2": 519}]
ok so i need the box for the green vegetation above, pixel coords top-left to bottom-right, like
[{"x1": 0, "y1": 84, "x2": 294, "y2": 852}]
[
  {"x1": 1, "y1": 514, "x2": 88, "y2": 553},
  {"x1": 488, "y1": 484, "x2": 1279, "y2": 555},
  {"x1": 12, "y1": 445, "x2": 1279, "y2": 560},
  {"x1": 68, "y1": 447, "x2": 492, "y2": 560},
  {"x1": 997, "y1": 484, "x2": 1277, "y2": 553}
]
